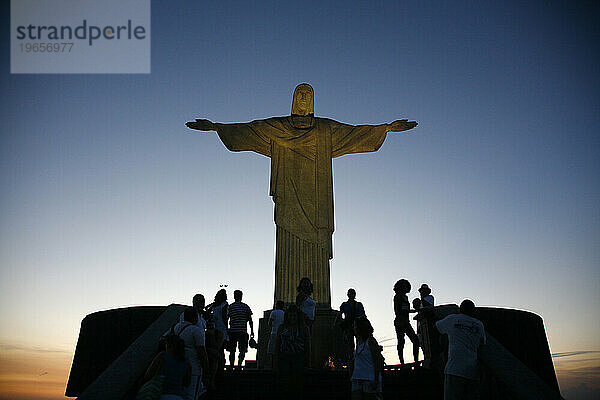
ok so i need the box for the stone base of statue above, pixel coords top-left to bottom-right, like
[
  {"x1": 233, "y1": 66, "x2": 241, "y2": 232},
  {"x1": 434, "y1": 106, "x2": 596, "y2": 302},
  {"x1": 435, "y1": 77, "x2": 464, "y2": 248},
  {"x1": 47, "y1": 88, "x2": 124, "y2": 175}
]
[{"x1": 257, "y1": 308, "x2": 345, "y2": 369}]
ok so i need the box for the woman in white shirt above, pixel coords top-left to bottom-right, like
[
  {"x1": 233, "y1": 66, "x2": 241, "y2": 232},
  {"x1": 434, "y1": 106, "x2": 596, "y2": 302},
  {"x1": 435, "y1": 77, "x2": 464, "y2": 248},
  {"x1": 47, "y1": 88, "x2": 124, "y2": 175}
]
[
  {"x1": 351, "y1": 317, "x2": 384, "y2": 400},
  {"x1": 295, "y1": 277, "x2": 316, "y2": 334}
]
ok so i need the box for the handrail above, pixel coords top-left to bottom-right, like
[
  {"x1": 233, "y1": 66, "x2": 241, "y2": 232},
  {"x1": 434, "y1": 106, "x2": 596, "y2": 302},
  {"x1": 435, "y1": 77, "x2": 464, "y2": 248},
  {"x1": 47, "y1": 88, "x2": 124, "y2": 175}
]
[{"x1": 77, "y1": 304, "x2": 186, "y2": 400}]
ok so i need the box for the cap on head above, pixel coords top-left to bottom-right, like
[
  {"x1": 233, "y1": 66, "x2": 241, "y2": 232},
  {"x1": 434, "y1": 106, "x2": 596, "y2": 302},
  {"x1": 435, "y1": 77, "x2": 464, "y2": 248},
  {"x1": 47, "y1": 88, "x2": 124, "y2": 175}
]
[
  {"x1": 418, "y1": 284, "x2": 431, "y2": 295},
  {"x1": 291, "y1": 83, "x2": 314, "y2": 116}
]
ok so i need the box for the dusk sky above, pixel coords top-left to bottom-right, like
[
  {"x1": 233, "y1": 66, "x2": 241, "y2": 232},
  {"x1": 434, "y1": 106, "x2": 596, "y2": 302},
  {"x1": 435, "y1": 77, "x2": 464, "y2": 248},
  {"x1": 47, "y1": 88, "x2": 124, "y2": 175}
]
[{"x1": 0, "y1": 1, "x2": 598, "y2": 399}]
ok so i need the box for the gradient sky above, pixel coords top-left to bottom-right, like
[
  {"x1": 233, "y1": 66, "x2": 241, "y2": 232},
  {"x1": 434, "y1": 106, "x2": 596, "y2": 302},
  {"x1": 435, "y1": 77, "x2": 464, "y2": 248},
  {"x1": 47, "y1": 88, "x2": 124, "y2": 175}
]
[{"x1": 0, "y1": 1, "x2": 598, "y2": 399}]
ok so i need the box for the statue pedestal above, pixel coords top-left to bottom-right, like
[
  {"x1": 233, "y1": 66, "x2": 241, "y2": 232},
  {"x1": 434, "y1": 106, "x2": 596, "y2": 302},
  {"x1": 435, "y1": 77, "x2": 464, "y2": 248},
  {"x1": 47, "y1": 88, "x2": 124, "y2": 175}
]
[{"x1": 257, "y1": 308, "x2": 344, "y2": 369}]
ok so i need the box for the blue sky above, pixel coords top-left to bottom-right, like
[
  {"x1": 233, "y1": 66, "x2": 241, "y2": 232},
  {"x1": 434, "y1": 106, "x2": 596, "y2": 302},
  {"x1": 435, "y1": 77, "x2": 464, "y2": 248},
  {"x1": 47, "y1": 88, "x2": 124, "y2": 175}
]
[{"x1": 0, "y1": 1, "x2": 598, "y2": 398}]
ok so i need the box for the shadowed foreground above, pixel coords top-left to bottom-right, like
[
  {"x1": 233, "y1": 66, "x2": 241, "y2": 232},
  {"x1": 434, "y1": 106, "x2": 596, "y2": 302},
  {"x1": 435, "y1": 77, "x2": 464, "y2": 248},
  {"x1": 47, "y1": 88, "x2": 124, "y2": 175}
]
[{"x1": 67, "y1": 304, "x2": 563, "y2": 400}]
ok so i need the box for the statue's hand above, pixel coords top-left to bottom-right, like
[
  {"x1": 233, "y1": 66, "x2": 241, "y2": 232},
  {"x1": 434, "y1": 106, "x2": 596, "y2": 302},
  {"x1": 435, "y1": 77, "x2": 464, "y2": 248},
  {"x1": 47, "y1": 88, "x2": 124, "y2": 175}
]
[
  {"x1": 186, "y1": 119, "x2": 216, "y2": 131},
  {"x1": 388, "y1": 119, "x2": 418, "y2": 132}
]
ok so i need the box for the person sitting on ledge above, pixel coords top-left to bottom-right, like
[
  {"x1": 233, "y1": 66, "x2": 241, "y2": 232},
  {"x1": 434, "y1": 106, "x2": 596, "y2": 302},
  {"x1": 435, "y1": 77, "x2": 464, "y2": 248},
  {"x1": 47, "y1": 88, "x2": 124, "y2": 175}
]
[{"x1": 296, "y1": 277, "x2": 316, "y2": 335}]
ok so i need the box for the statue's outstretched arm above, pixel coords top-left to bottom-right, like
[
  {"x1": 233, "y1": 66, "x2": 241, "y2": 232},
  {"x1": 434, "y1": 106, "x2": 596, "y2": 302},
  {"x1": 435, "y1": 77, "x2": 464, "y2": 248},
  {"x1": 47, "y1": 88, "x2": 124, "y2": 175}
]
[
  {"x1": 185, "y1": 119, "x2": 216, "y2": 131},
  {"x1": 185, "y1": 118, "x2": 271, "y2": 157},
  {"x1": 386, "y1": 119, "x2": 418, "y2": 132}
]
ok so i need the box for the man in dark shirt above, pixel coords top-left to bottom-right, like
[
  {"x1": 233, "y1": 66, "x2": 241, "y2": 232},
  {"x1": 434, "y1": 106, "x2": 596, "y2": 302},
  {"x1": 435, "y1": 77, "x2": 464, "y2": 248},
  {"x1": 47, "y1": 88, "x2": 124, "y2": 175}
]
[
  {"x1": 227, "y1": 290, "x2": 254, "y2": 367},
  {"x1": 339, "y1": 288, "x2": 366, "y2": 361}
]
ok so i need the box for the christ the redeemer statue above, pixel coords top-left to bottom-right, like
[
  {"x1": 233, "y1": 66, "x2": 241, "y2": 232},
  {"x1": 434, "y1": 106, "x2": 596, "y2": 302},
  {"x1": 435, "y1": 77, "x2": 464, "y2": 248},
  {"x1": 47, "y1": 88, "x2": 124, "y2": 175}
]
[{"x1": 186, "y1": 84, "x2": 417, "y2": 308}]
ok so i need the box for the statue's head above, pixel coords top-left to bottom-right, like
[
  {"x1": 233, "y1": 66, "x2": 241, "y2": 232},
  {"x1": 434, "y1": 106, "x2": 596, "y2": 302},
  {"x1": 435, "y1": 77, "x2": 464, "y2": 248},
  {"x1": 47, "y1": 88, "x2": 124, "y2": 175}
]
[{"x1": 291, "y1": 83, "x2": 314, "y2": 116}]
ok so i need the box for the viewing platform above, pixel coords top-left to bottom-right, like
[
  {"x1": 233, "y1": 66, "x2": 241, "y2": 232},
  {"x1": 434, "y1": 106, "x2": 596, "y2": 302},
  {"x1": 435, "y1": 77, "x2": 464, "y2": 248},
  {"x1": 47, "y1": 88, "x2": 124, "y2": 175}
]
[{"x1": 66, "y1": 304, "x2": 564, "y2": 400}]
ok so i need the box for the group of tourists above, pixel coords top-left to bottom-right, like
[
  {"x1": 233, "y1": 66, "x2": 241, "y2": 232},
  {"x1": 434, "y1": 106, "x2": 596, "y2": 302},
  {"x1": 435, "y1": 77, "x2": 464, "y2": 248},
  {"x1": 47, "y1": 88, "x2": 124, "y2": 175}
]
[
  {"x1": 138, "y1": 289, "x2": 255, "y2": 400},
  {"x1": 337, "y1": 278, "x2": 485, "y2": 400},
  {"x1": 138, "y1": 277, "x2": 486, "y2": 400}
]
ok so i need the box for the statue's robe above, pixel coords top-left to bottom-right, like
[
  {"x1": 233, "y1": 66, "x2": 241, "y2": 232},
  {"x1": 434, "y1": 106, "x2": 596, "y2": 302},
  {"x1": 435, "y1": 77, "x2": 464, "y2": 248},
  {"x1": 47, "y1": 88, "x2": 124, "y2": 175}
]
[{"x1": 214, "y1": 115, "x2": 389, "y2": 307}]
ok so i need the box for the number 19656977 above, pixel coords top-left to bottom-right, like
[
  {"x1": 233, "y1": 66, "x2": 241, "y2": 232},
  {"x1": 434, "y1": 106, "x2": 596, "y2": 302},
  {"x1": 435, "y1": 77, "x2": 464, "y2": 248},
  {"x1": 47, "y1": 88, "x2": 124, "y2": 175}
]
[{"x1": 20, "y1": 42, "x2": 74, "y2": 53}]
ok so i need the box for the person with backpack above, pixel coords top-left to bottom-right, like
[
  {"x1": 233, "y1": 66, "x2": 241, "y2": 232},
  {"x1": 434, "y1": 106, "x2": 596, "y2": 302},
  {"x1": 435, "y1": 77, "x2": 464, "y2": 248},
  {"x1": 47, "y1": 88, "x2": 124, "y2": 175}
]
[
  {"x1": 170, "y1": 307, "x2": 208, "y2": 400},
  {"x1": 350, "y1": 316, "x2": 384, "y2": 400}
]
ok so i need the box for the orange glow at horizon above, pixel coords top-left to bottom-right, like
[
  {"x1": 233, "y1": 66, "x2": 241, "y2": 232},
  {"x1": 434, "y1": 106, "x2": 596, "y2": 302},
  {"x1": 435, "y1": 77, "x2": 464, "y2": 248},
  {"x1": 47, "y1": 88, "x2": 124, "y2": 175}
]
[
  {"x1": 0, "y1": 347, "x2": 75, "y2": 400},
  {"x1": 0, "y1": 343, "x2": 598, "y2": 399}
]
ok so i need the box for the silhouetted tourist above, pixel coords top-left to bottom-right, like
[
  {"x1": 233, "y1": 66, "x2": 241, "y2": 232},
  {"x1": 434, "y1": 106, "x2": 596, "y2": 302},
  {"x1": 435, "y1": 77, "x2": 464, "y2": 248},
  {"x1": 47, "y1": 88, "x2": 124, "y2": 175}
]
[
  {"x1": 350, "y1": 317, "x2": 384, "y2": 400},
  {"x1": 180, "y1": 294, "x2": 207, "y2": 331},
  {"x1": 412, "y1": 298, "x2": 422, "y2": 310},
  {"x1": 203, "y1": 318, "x2": 223, "y2": 391},
  {"x1": 415, "y1": 284, "x2": 434, "y2": 357},
  {"x1": 274, "y1": 305, "x2": 311, "y2": 400},
  {"x1": 340, "y1": 288, "x2": 366, "y2": 361},
  {"x1": 393, "y1": 279, "x2": 419, "y2": 365},
  {"x1": 436, "y1": 299, "x2": 486, "y2": 400},
  {"x1": 208, "y1": 289, "x2": 229, "y2": 372},
  {"x1": 267, "y1": 300, "x2": 285, "y2": 366},
  {"x1": 226, "y1": 289, "x2": 254, "y2": 367},
  {"x1": 169, "y1": 307, "x2": 207, "y2": 400},
  {"x1": 142, "y1": 334, "x2": 191, "y2": 400},
  {"x1": 418, "y1": 284, "x2": 434, "y2": 308},
  {"x1": 296, "y1": 277, "x2": 316, "y2": 334}
]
